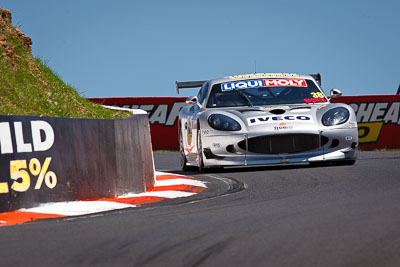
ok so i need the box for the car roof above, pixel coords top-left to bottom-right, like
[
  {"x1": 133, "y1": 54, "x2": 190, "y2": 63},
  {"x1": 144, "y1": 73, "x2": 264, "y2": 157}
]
[{"x1": 208, "y1": 73, "x2": 318, "y2": 86}]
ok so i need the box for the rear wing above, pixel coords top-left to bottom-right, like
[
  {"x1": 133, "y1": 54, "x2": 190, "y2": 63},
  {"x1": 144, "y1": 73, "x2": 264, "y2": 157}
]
[
  {"x1": 176, "y1": 80, "x2": 206, "y2": 94},
  {"x1": 310, "y1": 73, "x2": 321, "y2": 86}
]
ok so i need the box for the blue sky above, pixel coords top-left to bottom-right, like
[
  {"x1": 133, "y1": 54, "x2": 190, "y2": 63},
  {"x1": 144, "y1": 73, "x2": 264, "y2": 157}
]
[{"x1": 1, "y1": 0, "x2": 399, "y2": 97}]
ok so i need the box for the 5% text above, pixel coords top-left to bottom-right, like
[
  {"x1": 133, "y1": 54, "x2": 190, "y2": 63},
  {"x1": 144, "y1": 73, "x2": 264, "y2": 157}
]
[{"x1": 0, "y1": 157, "x2": 58, "y2": 194}]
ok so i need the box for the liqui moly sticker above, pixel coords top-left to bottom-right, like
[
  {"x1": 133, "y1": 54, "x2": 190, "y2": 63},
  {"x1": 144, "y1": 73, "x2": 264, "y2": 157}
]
[
  {"x1": 221, "y1": 80, "x2": 264, "y2": 91},
  {"x1": 221, "y1": 79, "x2": 307, "y2": 91},
  {"x1": 263, "y1": 79, "x2": 306, "y2": 87}
]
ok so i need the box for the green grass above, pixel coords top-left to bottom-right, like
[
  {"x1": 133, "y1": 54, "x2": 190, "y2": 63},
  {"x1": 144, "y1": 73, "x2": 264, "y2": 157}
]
[{"x1": 0, "y1": 17, "x2": 130, "y2": 119}]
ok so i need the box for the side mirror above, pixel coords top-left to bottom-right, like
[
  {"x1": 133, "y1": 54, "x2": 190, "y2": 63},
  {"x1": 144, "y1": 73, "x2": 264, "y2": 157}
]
[
  {"x1": 330, "y1": 88, "x2": 342, "y2": 98},
  {"x1": 185, "y1": 96, "x2": 198, "y2": 105}
]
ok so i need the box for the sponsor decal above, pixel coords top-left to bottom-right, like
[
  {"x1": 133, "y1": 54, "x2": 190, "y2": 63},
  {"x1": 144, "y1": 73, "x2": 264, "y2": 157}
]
[
  {"x1": 261, "y1": 106, "x2": 289, "y2": 110},
  {"x1": 221, "y1": 79, "x2": 307, "y2": 91},
  {"x1": 349, "y1": 102, "x2": 400, "y2": 143},
  {"x1": 345, "y1": 136, "x2": 353, "y2": 141},
  {"x1": 348, "y1": 121, "x2": 357, "y2": 128},
  {"x1": 304, "y1": 93, "x2": 327, "y2": 104},
  {"x1": 263, "y1": 79, "x2": 306, "y2": 87},
  {"x1": 274, "y1": 123, "x2": 294, "y2": 131},
  {"x1": 227, "y1": 73, "x2": 300, "y2": 80},
  {"x1": 212, "y1": 143, "x2": 221, "y2": 148},
  {"x1": 222, "y1": 80, "x2": 263, "y2": 91},
  {"x1": 0, "y1": 121, "x2": 57, "y2": 194},
  {"x1": 304, "y1": 98, "x2": 327, "y2": 104},
  {"x1": 187, "y1": 132, "x2": 193, "y2": 146},
  {"x1": 280, "y1": 155, "x2": 289, "y2": 163},
  {"x1": 310, "y1": 92, "x2": 325, "y2": 98},
  {"x1": 274, "y1": 125, "x2": 294, "y2": 131},
  {"x1": 247, "y1": 115, "x2": 313, "y2": 125},
  {"x1": 201, "y1": 129, "x2": 214, "y2": 136}
]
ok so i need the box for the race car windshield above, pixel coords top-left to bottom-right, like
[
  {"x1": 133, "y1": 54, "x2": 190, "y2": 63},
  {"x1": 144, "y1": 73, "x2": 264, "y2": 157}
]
[{"x1": 206, "y1": 79, "x2": 327, "y2": 108}]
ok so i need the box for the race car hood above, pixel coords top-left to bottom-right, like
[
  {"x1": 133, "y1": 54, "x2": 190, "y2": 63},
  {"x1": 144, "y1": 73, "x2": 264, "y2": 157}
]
[{"x1": 205, "y1": 103, "x2": 340, "y2": 135}]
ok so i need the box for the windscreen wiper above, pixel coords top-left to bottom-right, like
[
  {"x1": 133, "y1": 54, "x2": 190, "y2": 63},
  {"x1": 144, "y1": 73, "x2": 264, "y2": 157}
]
[{"x1": 233, "y1": 89, "x2": 254, "y2": 107}]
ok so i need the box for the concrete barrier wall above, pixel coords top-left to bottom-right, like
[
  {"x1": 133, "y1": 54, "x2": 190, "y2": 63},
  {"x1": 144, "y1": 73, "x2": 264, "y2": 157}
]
[
  {"x1": 89, "y1": 97, "x2": 187, "y2": 150},
  {"x1": 0, "y1": 114, "x2": 154, "y2": 212}
]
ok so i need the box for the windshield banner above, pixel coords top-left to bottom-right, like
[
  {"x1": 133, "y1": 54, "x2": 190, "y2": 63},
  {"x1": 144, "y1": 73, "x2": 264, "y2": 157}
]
[{"x1": 221, "y1": 79, "x2": 307, "y2": 91}]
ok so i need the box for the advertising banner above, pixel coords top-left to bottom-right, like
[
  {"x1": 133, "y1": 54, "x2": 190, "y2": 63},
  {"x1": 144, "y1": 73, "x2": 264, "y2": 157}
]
[
  {"x1": 331, "y1": 95, "x2": 400, "y2": 150},
  {"x1": 91, "y1": 95, "x2": 400, "y2": 150}
]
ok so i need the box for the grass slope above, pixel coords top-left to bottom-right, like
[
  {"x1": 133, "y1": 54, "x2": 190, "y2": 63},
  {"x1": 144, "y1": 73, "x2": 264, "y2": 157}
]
[{"x1": 0, "y1": 9, "x2": 129, "y2": 119}]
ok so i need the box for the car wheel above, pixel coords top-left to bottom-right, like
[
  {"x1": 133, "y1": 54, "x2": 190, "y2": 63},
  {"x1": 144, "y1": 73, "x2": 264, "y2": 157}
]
[
  {"x1": 179, "y1": 122, "x2": 189, "y2": 171},
  {"x1": 197, "y1": 127, "x2": 204, "y2": 173}
]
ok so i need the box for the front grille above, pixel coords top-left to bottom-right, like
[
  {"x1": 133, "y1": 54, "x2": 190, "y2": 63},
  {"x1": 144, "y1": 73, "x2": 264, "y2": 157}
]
[{"x1": 238, "y1": 134, "x2": 320, "y2": 154}]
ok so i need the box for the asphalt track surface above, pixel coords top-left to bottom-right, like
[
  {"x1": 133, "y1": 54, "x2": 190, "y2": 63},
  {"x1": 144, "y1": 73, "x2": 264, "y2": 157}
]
[{"x1": 1, "y1": 151, "x2": 400, "y2": 267}]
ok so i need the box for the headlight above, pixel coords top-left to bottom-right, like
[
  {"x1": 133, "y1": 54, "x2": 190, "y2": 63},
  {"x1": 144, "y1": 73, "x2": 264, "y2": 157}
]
[
  {"x1": 208, "y1": 114, "x2": 241, "y2": 131},
  {"x1": 322, "y1": 107, "x2": 350, "y2": 126}
]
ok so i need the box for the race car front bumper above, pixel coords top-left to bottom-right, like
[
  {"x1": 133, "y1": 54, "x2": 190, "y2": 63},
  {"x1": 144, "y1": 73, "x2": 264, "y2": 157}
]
[{"x1": 201, "y1": 128, "x2": 358, "y2": 168}]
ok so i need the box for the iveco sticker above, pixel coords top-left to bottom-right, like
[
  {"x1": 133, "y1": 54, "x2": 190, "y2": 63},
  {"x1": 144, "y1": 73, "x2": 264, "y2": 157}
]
[
  {"x1": 221, "y1": 79, "x2": 307, "y2": 91},
  {"x1": 247, "y1": 115, "x2": 313, "y2": 126}
]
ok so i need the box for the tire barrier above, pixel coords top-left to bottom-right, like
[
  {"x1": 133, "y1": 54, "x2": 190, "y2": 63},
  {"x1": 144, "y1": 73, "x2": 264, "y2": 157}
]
[
  {"x1": 90, "y1": 95, "x2": 400, "y2": 150},
  {"x1": 0, "y1": 114, "x2": 155, "y2": 212}
]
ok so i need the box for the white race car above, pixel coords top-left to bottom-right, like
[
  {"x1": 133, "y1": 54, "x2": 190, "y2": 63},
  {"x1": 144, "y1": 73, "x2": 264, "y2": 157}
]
[{"x1": 176, "y1": 73, "x2": 358, "y2": 171}]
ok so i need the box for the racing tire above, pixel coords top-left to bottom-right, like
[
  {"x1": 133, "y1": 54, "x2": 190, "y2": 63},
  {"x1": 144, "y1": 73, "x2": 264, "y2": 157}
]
[{"x1": 179, "y1": 122, "x2": 190, "y2": 171}]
